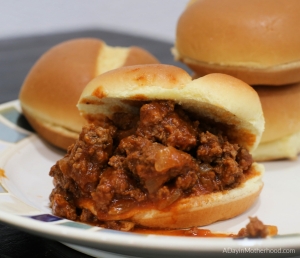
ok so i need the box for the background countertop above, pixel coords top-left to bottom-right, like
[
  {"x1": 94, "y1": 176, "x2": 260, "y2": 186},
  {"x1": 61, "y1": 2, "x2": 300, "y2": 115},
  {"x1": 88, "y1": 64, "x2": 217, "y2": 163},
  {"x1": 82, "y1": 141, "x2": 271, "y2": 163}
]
[{"x1": 0, "y1": 0, "x2": 189, "y2": 43}]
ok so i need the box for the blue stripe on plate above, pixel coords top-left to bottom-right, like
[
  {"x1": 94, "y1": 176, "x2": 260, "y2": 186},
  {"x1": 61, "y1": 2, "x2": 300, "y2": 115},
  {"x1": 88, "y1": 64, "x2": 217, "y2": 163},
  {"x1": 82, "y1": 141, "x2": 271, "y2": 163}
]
[
  {"x1": 0, "y1": 107, "x2": 34, "y2": 132},
  {"x1": 0, "y1": 107, "x2": 21, "y2": 124},
  {"x1": 58, "y1": 221, "x2": 93, "y2": 229},
  {"x1": 0, "y1": 185, "x2": 6, "y2": 193},
  {"x1": 0, "y1": 121, "x2": 29, "y2": 143},
  {"x1": 28, "y1": 214, "x2": 63, "y2": 222}
]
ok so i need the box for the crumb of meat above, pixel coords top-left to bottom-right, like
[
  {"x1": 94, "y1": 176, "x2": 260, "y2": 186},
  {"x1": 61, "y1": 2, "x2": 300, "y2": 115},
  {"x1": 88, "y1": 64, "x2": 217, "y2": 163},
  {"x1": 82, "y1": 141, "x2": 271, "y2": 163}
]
[
  {"x1": 103, "y1": 220, "x2": 135, "y2": 231},
  {"x1": 237, "y1": 217, "x2": 270, "y2": 238},
  {"x1": 91, "y1": 167, "x2": 146, "y2": 213},
  {"x1": 49, "y1": 186, "x2": 77, "y2": 221}
]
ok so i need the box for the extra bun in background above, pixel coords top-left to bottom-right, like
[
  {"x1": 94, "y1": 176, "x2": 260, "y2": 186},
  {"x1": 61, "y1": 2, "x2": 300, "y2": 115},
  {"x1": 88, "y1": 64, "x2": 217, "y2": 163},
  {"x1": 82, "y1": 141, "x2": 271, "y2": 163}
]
[
  {"x1": 49, "y1": 64, "x2": 265, "y2": 229},
  {"x1": 173, "y1": 0, "x2": 300, "y2": 86},
  {"x1": 252, "y1": 82, "x2": 300, "y2": 161},
  {"x1": 19, "y1": 38, "x2": 159, "y2": 150},
  {"x1": 173, "y1": 0, "x2": 300, "y2": 161}
]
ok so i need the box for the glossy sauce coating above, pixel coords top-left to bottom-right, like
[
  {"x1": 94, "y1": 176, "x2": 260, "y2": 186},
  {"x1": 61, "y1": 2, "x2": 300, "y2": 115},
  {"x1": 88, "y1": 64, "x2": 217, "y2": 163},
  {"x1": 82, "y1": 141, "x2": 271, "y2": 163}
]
[{"x1": 133, "y1": 227, "x2": 235, "y2": 237}]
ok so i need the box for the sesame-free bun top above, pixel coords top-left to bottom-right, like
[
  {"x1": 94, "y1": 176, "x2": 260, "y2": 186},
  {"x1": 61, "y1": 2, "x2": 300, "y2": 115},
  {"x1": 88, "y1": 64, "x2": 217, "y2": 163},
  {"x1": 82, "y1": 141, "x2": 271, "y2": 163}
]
[
  {"x1": 78, "y1": 64, "x2": 264, "y2": 153},
  {"x1": 19, "y1": 38, "x2": 159, "y2": 150},
  {"x1": 173, "y1": 0, "x2": 300, "y2": 85}
]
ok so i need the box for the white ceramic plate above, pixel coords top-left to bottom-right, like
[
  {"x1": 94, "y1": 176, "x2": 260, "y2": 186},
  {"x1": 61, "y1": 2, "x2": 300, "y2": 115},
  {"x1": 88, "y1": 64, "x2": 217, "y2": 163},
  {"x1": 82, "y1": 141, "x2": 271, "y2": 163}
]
[{"x1": 0, "y1": 100, "x2": 299, "y2": 258}]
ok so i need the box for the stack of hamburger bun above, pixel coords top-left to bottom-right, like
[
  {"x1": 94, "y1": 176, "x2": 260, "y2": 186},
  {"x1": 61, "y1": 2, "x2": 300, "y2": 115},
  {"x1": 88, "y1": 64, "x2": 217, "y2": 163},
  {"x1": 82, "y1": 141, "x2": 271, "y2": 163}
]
[
  {"x1": 172, "y1": 0, "x2": 300, "y2": 161},
  {"x1": 19, "y1": 38, "x2": 159, "y2": 150}
]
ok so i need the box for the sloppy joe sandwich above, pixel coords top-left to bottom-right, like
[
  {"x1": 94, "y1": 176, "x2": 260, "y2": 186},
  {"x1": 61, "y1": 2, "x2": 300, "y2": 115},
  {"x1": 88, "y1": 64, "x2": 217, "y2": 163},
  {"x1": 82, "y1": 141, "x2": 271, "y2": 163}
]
[
  {"x1": 49, "y1": 64, "x2": 265, "y2": 230},
  {"x1": 172, "y1": 0, "x2": 300, "y2": 85},
  {"x1": 19, "y1": 38, "x2": 159, "y2": 150}
]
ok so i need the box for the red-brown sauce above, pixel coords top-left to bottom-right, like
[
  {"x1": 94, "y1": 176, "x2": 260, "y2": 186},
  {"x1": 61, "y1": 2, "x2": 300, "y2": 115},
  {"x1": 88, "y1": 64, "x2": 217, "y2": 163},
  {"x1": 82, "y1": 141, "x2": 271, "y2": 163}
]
[
  {"x1": 132, "y1": 227, "x2": 235, "y2": 237},
  {"x1": 132, "y1": 223, "x2": 278, "y2": 238}
]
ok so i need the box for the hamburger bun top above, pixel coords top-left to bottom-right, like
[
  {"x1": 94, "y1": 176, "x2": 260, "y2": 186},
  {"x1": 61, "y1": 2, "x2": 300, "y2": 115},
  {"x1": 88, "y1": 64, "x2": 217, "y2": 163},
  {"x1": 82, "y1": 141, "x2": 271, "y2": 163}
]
[
  {"x1": 19, "y1": 38, "x2": 159, "y2": 149},
  {"x1": 173, "y1": 0, "x2": 300, "y2": 85},
  {"x1": 78, "y1": 64, "x2": 265, "y2": 152}
]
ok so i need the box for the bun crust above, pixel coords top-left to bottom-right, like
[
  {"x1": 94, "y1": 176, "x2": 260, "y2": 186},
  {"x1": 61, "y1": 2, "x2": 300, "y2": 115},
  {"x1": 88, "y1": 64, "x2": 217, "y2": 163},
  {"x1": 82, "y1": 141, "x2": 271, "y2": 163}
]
[
  {"x1": 174, "y1": 0, "x2": 300, "y2": 85},
  {"x1": 19, "y1": 38, "x2": 159, "y2": 150},
  {"x1": 78, "y1": 64, "x2": 264, "y2": 152}
]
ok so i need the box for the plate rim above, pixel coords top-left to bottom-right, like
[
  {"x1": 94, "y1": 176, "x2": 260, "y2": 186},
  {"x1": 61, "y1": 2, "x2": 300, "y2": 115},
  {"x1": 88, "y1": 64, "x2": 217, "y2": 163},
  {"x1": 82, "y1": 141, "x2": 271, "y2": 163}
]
[{"x1": 0, "y1": 100, "x2": 299, "y2": 256}]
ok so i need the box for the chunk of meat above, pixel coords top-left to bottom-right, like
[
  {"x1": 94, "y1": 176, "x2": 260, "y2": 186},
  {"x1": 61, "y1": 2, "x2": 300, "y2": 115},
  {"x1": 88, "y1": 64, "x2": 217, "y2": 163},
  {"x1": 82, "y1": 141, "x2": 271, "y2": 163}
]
[
  {"x1": 117, "y1": 135, "x2": 200, "y2": 194},
  {"x1": 112, "y1": 112, "x2": 139, "y2": 142},
  {"x1": 49, "y1": 124, "x2": 115, "y2": 221},
  {"x1": 62, "y1": 124, "x2": 113, "y2": 194},
  {"x1": 197, "y1": 131, "x2": 252, "y2": 189},
  {"x1": 91, "y1": 167, "x2": 146, "y2": 214},
  {"x1": 237, "y1": 217, "x2": 270, "y2": 238},
  {"x1": 136, "y1": 101, "x2": 198, "y2": 151},
  {"x1": 49, "y1": 186, "x2": 77, "y2": 221}
]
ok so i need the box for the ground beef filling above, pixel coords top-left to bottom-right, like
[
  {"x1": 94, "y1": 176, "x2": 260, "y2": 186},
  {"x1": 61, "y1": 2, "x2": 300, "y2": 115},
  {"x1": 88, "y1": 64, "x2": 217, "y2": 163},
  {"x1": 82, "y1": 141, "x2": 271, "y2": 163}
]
[{"x1": 49, "y1": 101, "x2": 253, "y2": 230}]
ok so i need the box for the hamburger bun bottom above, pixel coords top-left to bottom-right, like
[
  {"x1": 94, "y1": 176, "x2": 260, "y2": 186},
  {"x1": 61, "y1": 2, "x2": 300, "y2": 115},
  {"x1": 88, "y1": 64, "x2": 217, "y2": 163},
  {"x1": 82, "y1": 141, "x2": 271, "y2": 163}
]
[
  {"x1": 22, "y1": 108, "x2": 80, "y2": 150},
  {"x1": 130, "y1": 163, "x2": 264, "y2": 229},
  {"x1": 182, "y1": 59, "x2": 300, "y2": 86},
  {"x1": 252, "y1": 131, "x2": 300, "y2": 161}
]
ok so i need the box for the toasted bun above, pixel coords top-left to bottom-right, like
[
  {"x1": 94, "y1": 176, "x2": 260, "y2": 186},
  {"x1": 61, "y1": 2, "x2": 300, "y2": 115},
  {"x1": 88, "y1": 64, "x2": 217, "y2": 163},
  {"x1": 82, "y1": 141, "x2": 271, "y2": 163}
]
[
  {"x1": 19, "y1": 38, "x2": 159, "y2": 150},
  {"x1": 251, "y1": 83, "x2": 300, "y2": 161},
  {"x1": 77, "y1": 64, "x2": 264, "y2": 228},
  {"x1": 173, "y1": 0, "x2": 300, "y2": 85}
]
